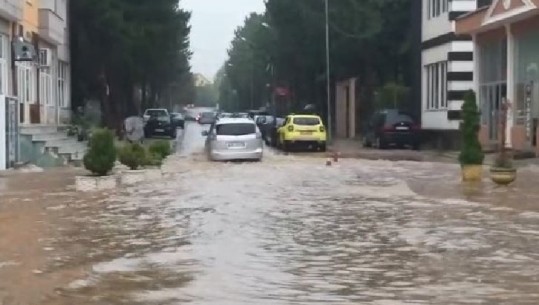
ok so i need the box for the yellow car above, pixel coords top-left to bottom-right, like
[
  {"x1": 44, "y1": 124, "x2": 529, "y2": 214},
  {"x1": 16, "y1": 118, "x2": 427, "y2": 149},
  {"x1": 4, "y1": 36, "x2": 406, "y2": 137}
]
[{"x1": 277, "y1": 114, "x2": 327, "y2": 151}]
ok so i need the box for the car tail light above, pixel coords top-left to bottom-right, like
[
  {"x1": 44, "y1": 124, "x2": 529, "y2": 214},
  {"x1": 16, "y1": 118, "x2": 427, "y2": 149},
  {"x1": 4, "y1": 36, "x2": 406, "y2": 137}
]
[
  {"x1": 319, "y1": 126, "x2": 325, "y2": 132},
  {"x1": 288, "y1": 125, "x2": 294, "y2": 132},
  {"x1": 382, "y1": 124, "x2": 394, "y2": 132}
]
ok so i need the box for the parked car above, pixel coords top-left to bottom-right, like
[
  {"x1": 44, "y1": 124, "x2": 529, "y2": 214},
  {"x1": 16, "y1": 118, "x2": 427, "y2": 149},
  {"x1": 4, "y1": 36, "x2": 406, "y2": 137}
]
[
  {"x1": 362, "y1": 109, "x2": 420, "y2": 150},
  {"x1": 171, "y1": 112, "x2": 185, "y2": 129},
  {"x1": 197, "y1": 111, "x2": 217, "y2": 124},
  {"x1": 144, "y1": 112, "x2": 177, "y2": 139},
  {"x1": 143, "y1": 108, "x2": 169, "y2": 123},
  {"x1": 217, "y1": 112, "x2": 233, "y2": 119},
  {"x1": 277, "y1": 114, "x2": 326, "y2": 151},
  {"x1": 202, "y1": 117, "x2": 263, "y2": 161}
]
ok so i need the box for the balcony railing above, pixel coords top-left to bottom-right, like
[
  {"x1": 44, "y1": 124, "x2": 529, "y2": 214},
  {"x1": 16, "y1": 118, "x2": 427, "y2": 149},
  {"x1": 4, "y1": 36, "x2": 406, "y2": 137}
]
[
  {"x1": 0, "y1": 0, "x2": 23, "y2": 21},
  {"x1": 38, "y1": 8, "x2": 64, "y2": 45}
]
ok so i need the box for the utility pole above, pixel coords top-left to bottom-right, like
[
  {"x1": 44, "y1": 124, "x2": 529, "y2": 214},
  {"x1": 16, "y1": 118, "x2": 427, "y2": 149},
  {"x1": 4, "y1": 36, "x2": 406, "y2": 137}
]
[{"x1": 325, "y1": 0, "x2": 332, "y2": 143}]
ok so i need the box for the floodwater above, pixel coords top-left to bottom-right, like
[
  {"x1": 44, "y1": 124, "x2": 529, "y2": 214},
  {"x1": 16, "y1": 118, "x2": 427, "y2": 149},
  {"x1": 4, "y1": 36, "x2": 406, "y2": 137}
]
[{"x1": 1, "y1": 117, "x2": 539, "y2": 304}]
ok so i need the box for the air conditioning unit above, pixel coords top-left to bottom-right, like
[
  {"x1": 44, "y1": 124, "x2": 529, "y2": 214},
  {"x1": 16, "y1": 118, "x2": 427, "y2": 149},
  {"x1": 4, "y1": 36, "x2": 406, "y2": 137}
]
[{"x1": 39, "y1": 48, "x2": 52, "y2": 67}]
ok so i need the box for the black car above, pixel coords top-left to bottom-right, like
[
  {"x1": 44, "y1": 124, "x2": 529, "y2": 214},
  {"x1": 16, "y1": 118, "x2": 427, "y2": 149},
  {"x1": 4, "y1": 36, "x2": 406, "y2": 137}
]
[
  {"x1": 144, "y1": 113, "x2": 177, "y2": 139},
  {"x1": 363, "y1": 109, "x2": 420, "y2": 150},
  {"x1": 171, "y1": 112, "x2": 185, "y2": 129}
]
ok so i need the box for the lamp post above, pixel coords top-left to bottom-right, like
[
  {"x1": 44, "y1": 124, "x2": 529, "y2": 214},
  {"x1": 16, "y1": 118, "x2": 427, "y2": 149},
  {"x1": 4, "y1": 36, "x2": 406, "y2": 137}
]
[{"x1": 325, "y1": 0, "x2": 332, "y2": 143}]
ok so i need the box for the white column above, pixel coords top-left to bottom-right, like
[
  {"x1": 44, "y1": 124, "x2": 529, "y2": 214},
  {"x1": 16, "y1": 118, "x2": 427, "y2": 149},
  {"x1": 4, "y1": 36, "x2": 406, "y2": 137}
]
[
  {"x1": 506, "y1": 24, "x2": 514, "y2": 148},
  {"x1": 472, "y1": 34, "x2": 480, "y2": 102}
]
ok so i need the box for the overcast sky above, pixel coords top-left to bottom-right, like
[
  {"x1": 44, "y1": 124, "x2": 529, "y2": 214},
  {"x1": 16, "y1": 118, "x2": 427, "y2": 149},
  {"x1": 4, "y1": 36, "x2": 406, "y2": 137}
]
[{"x1": 182, "y1": 0, "x2": 266, "y2": 80}]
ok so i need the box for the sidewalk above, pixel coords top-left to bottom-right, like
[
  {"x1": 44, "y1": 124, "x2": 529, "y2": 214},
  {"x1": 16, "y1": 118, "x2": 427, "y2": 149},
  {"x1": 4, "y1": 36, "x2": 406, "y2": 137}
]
[
  {"x1": 328, "y1": 138, "x2": 458, "y2": 163},
  {"x1": 0, "y1": 167, "x2": 84, "y2": 199},
  {"x1": 328, "y1": 138, "x2": 539, "y2": 167}
]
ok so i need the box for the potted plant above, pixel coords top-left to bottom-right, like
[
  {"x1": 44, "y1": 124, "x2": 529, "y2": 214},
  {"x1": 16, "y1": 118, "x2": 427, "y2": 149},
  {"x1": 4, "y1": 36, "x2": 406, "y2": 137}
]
[
  {"x1": 76, "y1": 129, "x2": 117, "y2": 192},
  {"x1": 459, "y1": 90, "x2": 484, "y2": 181},
  {"x1": 490, "y1": 99, "x2": 517, "y2": 185},
  {"x1": 118, "y1": 143, "x2": 147, "y2": 185}
]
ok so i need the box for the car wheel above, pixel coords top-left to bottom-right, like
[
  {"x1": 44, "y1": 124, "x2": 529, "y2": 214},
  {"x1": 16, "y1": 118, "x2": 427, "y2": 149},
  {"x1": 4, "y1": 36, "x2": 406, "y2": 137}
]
[{"x1": 170, "y1": 131, "x2": 177, "y2": 139}]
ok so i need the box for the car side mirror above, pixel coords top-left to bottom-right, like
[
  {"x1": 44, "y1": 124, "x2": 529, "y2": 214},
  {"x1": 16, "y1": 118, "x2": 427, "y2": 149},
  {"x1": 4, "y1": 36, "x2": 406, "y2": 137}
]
[{"x1": 201, "y1": 131, "x2": 209, "y2": 136}]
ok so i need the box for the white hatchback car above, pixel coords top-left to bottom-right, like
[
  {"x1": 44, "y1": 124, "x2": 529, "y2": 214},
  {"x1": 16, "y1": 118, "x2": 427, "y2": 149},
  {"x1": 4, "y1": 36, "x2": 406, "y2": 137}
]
[{"x1": 203, "y1": 118, "x2": 263, "y2": 161}]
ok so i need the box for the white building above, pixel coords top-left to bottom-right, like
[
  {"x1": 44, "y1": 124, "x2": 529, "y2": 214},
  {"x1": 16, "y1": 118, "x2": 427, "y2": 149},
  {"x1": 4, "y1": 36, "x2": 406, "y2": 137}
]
[
  {"x1": 37, "y1": 0, "x2": 70, "y2": 125},
  {"x1": 421, "y1": 0, "x2": 479, "y2": 147}
]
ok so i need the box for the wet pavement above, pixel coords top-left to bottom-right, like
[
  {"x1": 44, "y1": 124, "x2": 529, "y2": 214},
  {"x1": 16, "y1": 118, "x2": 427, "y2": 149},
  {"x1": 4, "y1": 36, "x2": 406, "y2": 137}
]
[{"x1": 1, "y1": 114, "x2": 539, "y2": 304}]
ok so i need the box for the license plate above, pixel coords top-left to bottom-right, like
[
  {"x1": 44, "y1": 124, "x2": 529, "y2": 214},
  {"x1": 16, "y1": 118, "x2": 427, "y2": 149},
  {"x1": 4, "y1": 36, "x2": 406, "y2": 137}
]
[
  {"x1": 300, "y1": 131, "x2": 312, "y2": 135},
  {"x1": 228, "y1": 142, "x2": 245, "y2": 148},
  {"x1": 155, "y1": 129, "x2": 164, "y2": 132},
  {"x1": 396, "y1": 126, "x2": 409, "y2": 130}
]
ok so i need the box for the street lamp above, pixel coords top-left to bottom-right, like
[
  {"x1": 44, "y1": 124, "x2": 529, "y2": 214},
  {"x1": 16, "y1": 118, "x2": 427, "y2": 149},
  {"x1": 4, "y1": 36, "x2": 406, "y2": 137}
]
[{"x1": 325, "y1": 0, "x2": 332, "y2": 143}]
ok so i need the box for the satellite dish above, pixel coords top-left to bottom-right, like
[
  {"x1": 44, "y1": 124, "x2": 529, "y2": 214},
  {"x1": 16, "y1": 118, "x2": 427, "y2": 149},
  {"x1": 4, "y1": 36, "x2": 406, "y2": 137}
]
[{"x1": 124, "y1": 116, "x2": 145, "y2": 143}]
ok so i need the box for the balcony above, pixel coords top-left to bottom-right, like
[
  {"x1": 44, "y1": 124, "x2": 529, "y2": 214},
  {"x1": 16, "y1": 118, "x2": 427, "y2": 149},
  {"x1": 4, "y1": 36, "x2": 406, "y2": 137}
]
[
  {"x1": 0, "y1": 0, "x2": 23, "y2": 21},
  {"x1": 38, "y1": 9, "x2": 64, "y2": 45}
]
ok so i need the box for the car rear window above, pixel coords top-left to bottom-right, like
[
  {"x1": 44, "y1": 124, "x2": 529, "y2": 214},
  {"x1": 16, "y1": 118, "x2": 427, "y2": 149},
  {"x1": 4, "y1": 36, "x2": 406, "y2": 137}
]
[
  {"x1": 201, "y1": 112, "x2": 215, "y2": 118},
  {"x1": 293, "y1": 117, "x2": 320, "y2": 125},
  {"x1": 386, "y1": 113, "x2": 414, "y2": 124},
  {"x1": 146, "y1": 110, "x2": 167, "y2": 117},
  {"x1": 216, "y1": 123, "x2": 256, "y2": 136}
]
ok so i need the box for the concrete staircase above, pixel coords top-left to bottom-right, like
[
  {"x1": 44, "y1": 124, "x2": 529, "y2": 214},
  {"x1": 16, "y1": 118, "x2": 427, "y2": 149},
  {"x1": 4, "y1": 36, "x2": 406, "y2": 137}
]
[{"x1": 20, "y1": 125, "x2": 87, "y2": 167}]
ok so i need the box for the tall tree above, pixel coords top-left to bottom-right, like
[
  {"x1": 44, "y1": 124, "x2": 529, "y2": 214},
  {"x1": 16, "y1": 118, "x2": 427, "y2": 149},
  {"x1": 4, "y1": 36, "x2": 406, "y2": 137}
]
[
  {"x1": 220, "y1": 0, "x2": 413, "y2": 120},
  {"x1": 70, "y1": 0, "x2": 194, "y2": 128}
]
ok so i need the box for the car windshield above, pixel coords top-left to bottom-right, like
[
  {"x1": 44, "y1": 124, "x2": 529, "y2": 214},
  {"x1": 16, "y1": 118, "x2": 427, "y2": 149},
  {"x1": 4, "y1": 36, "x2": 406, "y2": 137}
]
[
  {"x1": 146, "y1": 110, "x2": 167, "y2": 117},
  {"x1": 216, "y1": 123, "x2": 256, "y2": 136},
  {"x1": 386, "y1": 112, "x2": 414, "y2": 124},
  {"x1": 293, "y1": 117, "x2": 320, "y2": 126}
]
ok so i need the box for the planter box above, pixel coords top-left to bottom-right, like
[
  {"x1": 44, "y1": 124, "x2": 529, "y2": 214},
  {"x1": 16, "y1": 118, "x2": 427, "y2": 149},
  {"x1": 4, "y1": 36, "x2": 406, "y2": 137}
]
[
  {"x1": 76, "y1": 175, "x2": 118, "y2": 192},
  {"x1": 120, "y1": 170, "x2": 146, "y2": 186},
  {"x1": 144, "y1": 168, "x2": 162, "y2": 181}
]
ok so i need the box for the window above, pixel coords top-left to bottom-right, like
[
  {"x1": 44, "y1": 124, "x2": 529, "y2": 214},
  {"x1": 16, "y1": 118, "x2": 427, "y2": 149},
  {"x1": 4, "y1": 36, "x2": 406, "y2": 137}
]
[
  {"x1": 292, "y1": 117, "x2": 321, "y2": 126},
  {"x1": 427, "y1": 0, "x2": 449, "y2": 19},
  {"x1": 17, "y1": 62, "x2": 36, "y2": 103},
  {"x1": 0, "y1": 34, "x2": 8, "y2": 95},
  {"x1": 425, "y1": 61, "x2": 448, "y2": 110},
  {"x1": 57, "y1": 61, "x2": 68, "y2": 108},
  {"x1": 216, "y1": 123, "x2": 256, "y2": 136},
  {"x1": 40, "y1": 69, "x2": 53, "y2": 105}
]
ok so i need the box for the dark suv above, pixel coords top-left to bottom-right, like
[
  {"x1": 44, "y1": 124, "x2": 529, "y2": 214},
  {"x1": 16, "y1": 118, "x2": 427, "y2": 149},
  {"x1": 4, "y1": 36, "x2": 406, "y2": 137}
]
[
  {"x1": 363, "y1": 109, "x2": 420, "y2": 150},
  {"x1": 144, "y1": 113, "x2": 177, "y2": 139}
]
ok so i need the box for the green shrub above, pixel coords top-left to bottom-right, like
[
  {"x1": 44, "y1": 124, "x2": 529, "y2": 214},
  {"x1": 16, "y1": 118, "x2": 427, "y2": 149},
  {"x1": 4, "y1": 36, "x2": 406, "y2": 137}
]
[
  {"x1": 149, "y1": 140, "x2": 172, "y2": 160},
  {"x1": 118, "y1": 143, "x2": 146, "y2": 170},
  {"x1": 83, "y1": 129, "x2": 117, "y2": 176},
  {"x1": 459, "y1": 90, "x2": 484, "y2": 165},
  {"x1": 143, "y1": 152, "x2": 164, "y2": 167}
]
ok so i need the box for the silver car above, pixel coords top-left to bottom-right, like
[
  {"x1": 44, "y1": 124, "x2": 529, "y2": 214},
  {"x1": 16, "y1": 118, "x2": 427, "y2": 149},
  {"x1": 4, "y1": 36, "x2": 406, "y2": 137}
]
[{"x1": 202, "y1": 118, "x2": 263, "y2": 161}]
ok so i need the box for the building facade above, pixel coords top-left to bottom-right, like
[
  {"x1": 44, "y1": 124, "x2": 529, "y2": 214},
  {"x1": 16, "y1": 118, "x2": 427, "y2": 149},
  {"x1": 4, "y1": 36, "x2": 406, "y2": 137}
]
[
  {"x1": 421, "y1": 0, "x2": 478, "y2": 147},
  {"x1": 0, "y1": 0, "x2": 70, "y2": 126},
  {"x1": 457, "y1": 0, "x2": 539, "y2": 155}
]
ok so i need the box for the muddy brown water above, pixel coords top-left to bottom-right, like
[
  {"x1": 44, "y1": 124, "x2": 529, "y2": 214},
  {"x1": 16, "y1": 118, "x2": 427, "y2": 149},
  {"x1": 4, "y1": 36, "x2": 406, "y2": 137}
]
[{"x1": 1, "y1": 121, "x2": 538, "y2": 305}]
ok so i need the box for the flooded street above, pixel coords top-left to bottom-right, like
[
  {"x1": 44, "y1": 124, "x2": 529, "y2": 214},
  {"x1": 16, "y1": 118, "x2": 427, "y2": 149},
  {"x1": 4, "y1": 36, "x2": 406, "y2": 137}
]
[{"x1": 1, "y1": 121, "x2": 539, "y2": 304}]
